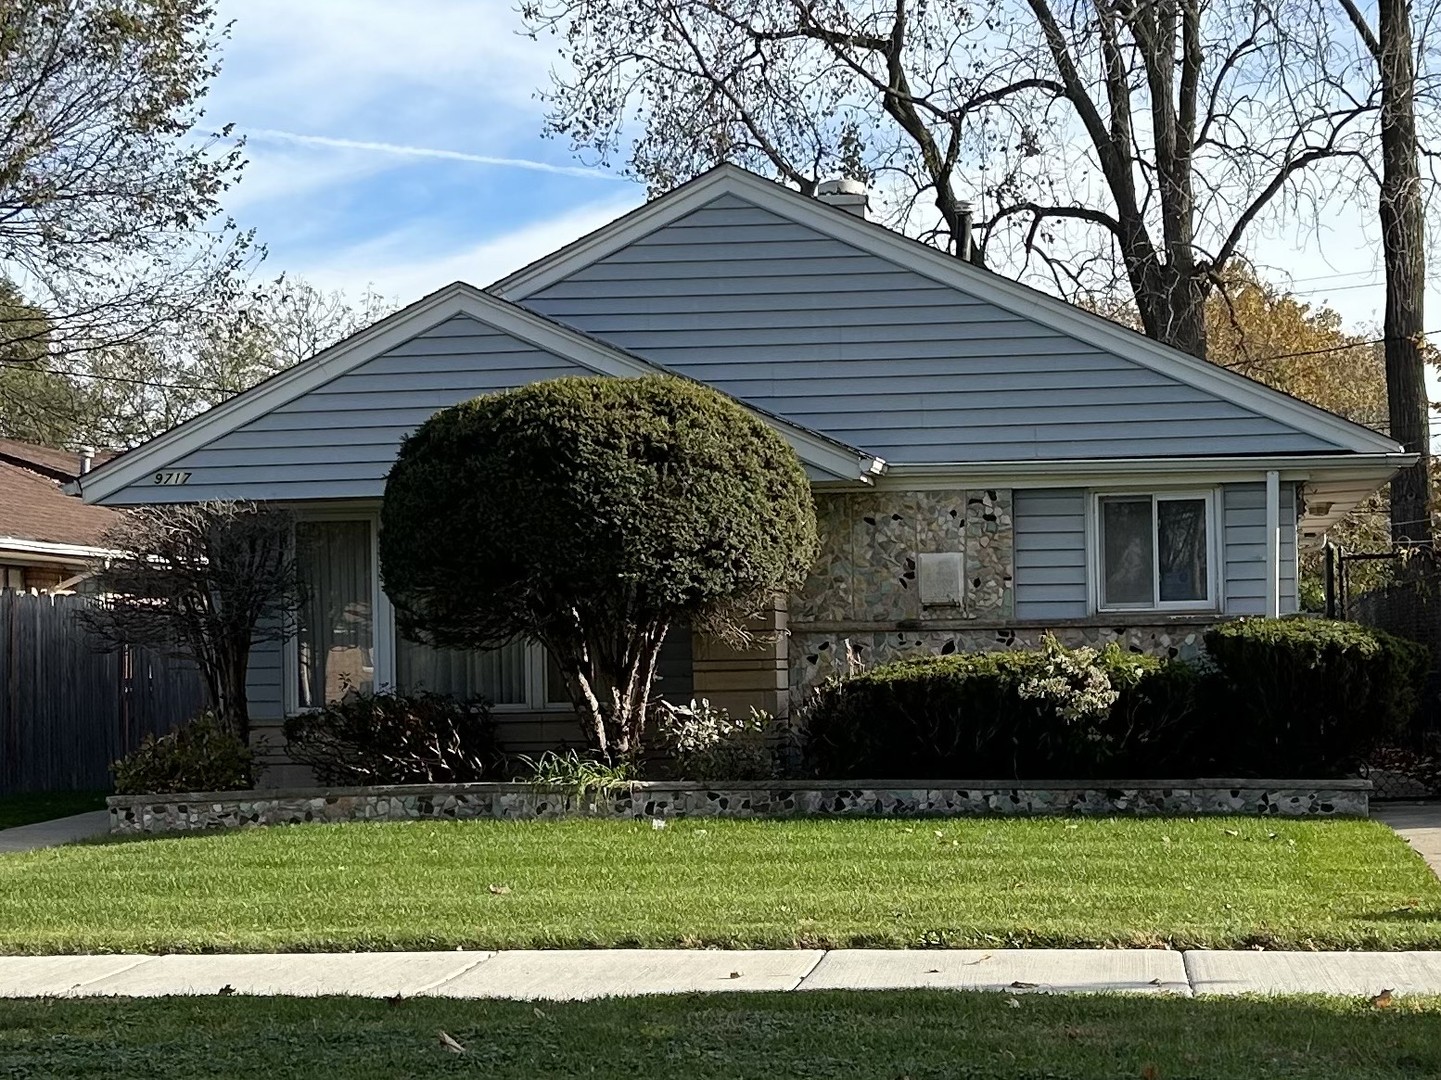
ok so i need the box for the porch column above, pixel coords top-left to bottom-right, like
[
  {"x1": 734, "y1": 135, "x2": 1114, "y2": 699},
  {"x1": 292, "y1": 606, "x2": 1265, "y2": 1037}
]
[
  {"x1": 689, "y1": 596, "x2": 789, "y2": 719},
  {"x1": 1265, "y1": 469, "x2": 1281, "y2": 618}
]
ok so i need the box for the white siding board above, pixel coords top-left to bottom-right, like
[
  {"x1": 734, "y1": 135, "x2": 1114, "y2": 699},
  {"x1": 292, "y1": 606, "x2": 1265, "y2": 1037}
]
[{"x1": 521, "y1": 196, "x2": 1342, "y2": 462}]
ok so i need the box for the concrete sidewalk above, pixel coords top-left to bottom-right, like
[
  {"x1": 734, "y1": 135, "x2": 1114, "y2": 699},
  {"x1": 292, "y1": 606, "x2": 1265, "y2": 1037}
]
[
  {"x1": 2, "y1": 948, "x2": 1438, "y2": 1000},
  {"x1": 0, "y1": 811, "x2": 108, "y2": 854},
  {"x1": 1374, "y1": 802, "x2": 1441, "y2": 877}
]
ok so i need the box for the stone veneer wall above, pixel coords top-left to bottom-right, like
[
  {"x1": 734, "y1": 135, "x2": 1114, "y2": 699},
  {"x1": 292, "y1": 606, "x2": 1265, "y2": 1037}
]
[
  {"x1": 109, "y1": 779, "x2": 1370, "y2": 834},
  {"x1": 792, "y1": 489, "x2": 1014, "y2": 626},
  {"x1": 785, "y1": 487, "x2": 1220, "y2": 700}
]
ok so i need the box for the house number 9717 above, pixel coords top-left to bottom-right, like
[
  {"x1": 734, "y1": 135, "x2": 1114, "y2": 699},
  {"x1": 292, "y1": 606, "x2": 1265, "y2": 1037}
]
[{"x1": 152, "y1": 471, "x2": 191, "y2": 486}]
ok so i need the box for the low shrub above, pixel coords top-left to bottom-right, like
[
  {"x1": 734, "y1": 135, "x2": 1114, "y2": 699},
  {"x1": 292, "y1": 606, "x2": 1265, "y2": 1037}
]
[
  {"x1": 1201, "y1": 616, "x2": 1431, "y2": 776},
  {"x1": 652, "y1": 698, "x2": 777, "y2": 782},
  {"x1": 113, "y1": 712, "x2": 253, "y2": 795},
  {"x1": 515, "y1": 749, "x2": 636, "y2": 796},
  {"x1": 284, "y1": 691, "x2": 500, "y2": 786},
  {"x1": 801, "y1": 637, "x2": 1198, "y2": 780}
]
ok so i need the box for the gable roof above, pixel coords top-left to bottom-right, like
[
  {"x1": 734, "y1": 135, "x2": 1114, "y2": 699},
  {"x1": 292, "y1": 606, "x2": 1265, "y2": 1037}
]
[
  {"x1": 76, "y1": 282, "x2": 885, "y2": 504},
  {"x1": 492, "y1": 164, "x2": 1403, "y2": 459}
]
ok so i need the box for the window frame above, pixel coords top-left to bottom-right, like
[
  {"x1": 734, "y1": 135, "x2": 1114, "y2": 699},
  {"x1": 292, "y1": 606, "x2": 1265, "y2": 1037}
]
[
  {"x1": 284, "y1": 511, "x2": 567, "y2": 715},
  {"x1": 1087, "y1": 489, "x2": 1221, "y2": 614}
]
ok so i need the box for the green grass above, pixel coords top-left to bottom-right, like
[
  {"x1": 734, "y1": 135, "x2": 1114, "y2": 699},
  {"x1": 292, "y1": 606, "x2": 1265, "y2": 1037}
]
[
  {"x1": 1, "y1": 816, "x2": 1438, "y2": 953},
  {"x1": 3, "y1": 992, "x2": 1441, "y2": 1079},
  {"x1": 0, "y1": 791, "x2": 106, "y2": 831}
]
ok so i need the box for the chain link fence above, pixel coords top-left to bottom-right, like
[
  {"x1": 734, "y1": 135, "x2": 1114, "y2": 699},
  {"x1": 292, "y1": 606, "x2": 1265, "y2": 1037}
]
[{"x1": 1338, "y1": 547, "x2": 1441, "y2": 799}]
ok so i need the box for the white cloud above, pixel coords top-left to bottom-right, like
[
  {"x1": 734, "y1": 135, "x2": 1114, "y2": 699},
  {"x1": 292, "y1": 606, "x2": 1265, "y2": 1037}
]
[
  {"x1": 244, "y1": 129, "x2": 618, "y2": 181},
  {"x1": 292, "y1": 190, "x2": 645, "y2": 303}
]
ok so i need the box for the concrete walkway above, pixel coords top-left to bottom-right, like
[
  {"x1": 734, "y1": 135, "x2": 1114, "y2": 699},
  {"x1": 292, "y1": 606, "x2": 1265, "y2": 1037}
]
[
  {"x1": 2, "y1": 948, "x2": 1439, "y2": 1000},
  {"x1": 0, "y1": 811, "x2": 108, "y2": 854},
  {"x1": 1373, "y1": 802, "x2": 1441, "y2": 877}
]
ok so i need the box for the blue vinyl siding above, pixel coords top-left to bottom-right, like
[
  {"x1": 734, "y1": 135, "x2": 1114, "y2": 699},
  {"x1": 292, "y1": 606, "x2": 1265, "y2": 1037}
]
[
  {"x1": 102, "y1": 315, "x2": 593, "y2": 504},
  {"x1": 1224, "y1": 483, "x2": 1299, "y2": 615},
  {"x1": 519, "y1": 194, "x2": 1339, "y2": 464},
  {"x1": 1013, "y1": 489, "x2": 1090, "y2": 620},
  {"x1": 1013, "y1": 484, "x2": 1299, "y2": 620}
]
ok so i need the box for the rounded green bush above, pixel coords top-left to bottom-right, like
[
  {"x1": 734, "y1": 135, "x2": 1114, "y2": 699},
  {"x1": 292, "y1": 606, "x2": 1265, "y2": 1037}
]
[
  {"x1": 112, "y1": 712, "x2": 253, "y2": 795},
  {"x1": 380, "y1": 376, "x2": 818, "y2": 650},
  {"x1": 1202, "y1": 616, "x2": 1431, "y2": 774}
]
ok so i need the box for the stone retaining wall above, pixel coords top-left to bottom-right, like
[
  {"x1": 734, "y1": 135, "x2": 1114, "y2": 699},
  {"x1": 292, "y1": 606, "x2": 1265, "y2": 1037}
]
[{"x1": 108, "y1": 779, "x2": 1371, "y2": 834}]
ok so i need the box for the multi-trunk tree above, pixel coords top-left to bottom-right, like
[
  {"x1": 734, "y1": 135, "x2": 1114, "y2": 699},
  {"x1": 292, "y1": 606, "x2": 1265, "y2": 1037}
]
[
  {"x1": 380, "y1": 376, "x2": 819, "y2": 761},
  {"x1": 81, "y1": 502, "x2": 302, "y2": 742}
]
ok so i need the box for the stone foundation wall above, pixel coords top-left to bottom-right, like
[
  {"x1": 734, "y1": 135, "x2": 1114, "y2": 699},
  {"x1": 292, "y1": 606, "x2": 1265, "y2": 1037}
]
[{"x1": 109, "y1": 779, "x2": 1370, "y2": 834}]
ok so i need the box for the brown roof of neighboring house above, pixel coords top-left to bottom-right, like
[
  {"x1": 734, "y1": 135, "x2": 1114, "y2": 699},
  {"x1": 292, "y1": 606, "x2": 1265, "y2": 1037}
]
[
  {"x1": 0, "y1": 438, "x2": 117, "y2": 482},
  {"x1": 0, "y1": 440, "x2": 119, "y2": 550}
]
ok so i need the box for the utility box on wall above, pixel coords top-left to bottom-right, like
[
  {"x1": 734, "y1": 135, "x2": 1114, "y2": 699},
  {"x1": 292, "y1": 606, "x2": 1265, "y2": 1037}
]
[{"x1": 917, "y1": 552, "x2": 964, "y2": 607}]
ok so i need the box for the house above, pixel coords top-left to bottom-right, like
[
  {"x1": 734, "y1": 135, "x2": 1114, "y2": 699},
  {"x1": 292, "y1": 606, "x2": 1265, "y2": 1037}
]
[
  {"x1": 0, "y1": 439, "x2": 117, "y2": 592},
  {"x1": 72, "y1": 165, "x2": 1413, "y2": 763}
]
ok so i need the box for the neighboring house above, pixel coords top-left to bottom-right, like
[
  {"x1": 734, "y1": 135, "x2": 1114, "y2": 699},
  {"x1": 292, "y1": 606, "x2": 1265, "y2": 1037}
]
[
  {"x1": 0, "y1": 439, "x2": 117, "y2": 593},
  {"x1": 73, "y1": 165, "x2": 1413, "y2": 761}
]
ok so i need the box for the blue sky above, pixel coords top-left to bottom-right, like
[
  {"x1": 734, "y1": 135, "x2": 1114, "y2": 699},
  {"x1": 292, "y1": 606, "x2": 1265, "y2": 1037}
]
[
  {"x1": 210, "y1": 0, "x2": 644, "y2": 302},
  {"x1": 209, "y1": 0, "x2": 1426, "y2": 348}
]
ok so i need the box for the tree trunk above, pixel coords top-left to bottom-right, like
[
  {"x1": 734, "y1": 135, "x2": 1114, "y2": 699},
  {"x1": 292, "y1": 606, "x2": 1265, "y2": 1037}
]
[
  {"x1": 212, "y1": 644, "x2": 250, "y2": 744},
  {"x1": 1377, "y1": 0, "x2": 1432, "y2": 546}
]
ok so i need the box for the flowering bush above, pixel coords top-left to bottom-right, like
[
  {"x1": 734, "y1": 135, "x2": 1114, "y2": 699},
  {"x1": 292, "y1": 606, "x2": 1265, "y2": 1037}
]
[{"x1": 653, "y1": 698, "x2": 776, "y2": 781}]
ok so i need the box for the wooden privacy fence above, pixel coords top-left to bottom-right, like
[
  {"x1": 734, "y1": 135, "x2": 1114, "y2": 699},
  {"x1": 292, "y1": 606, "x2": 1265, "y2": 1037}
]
[{"x1": 0, "y1": 590, "x2": 207, "y2": 793}]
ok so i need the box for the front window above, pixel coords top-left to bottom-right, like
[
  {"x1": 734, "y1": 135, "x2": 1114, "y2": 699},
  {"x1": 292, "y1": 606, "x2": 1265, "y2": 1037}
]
[
  {"x1": 395, "y1": 637, "x2": 529, "y2": 706},
  {"x1": 1097, "y1": 492, "x2": 1215, "y2": 611},
  {"x1": 295, "y1": 519, "x2": 375, "y2": 706}
]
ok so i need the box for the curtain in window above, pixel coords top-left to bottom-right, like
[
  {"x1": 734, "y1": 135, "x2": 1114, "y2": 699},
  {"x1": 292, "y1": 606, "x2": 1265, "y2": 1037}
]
[
  {"x1": 396, "y1": 637, "x2": 528, "y2": 706},
  {"x1": 296, "y1": 520, "x2": 375, "y2": 707},
  {"x1": 1157, "y1": 499, "x2": 1208, "y2": 602},
  {"x1": 1100, "y1": 497, "x2": 1154, "y2": 606}
]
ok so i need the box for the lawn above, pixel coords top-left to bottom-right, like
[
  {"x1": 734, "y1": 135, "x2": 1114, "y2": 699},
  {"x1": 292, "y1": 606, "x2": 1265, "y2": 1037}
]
[
  {"x1": 0, "y1": 791, "x2": 106, "y2": 831},
  {"x1": 2, "y1": 991, "x2": 1440, "y2": 1079},
  {"x1": 0, "y1": 816, "x2": 1438, "y2": 953}
]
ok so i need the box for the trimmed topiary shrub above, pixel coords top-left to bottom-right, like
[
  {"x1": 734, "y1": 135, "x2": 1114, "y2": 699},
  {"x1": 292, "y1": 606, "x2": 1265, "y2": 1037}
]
[
  {"x1": 113, "y1": 712, "x2": 253, "y2": 795},
  {"x1": 801, "y1": 637, "x2": 1199, "y2": 780},
  {"x1": 1201, "y1": 616, "x2": 1431, "y2": 776},
  {"x1": 380, "y1": 375, "x2": 819, "y2": 761},
  {"x1": 284, "y1": 691, "x2": 501, "y2": 786}
]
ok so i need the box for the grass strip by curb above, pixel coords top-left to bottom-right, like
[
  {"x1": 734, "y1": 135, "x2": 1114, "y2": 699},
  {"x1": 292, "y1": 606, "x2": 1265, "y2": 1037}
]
[{"x1": 3, "y1": 991, "x2": 1441, "y2": 1079}]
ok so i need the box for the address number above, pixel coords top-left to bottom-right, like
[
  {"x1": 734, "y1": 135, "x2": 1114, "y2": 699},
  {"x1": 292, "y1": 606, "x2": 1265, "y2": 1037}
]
[{"x1": 152, "y1": 471, "x2": 192, "y2": 486}]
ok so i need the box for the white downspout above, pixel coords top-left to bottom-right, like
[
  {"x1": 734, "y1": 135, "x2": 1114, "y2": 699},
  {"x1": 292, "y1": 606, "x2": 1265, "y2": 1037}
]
[{"x1": 1265, "y1": 470, "x2": 1280, "y2": 618}]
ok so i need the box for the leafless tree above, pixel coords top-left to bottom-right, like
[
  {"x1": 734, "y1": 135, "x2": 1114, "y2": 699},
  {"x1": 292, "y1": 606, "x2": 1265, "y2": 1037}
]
[
  {"x1": 527, "y1": 0, "x2": 1379, "y2": 357},
  {"x1": 80, "y1": 502, "x2": 301, "y2": 741}
]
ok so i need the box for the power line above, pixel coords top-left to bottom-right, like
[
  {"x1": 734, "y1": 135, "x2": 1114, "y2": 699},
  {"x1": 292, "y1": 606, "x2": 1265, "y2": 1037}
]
[
  {"x1": 0, "y1": 357, "x2": 229, "y2": 394},
  {"x1": 1222, "y1": 329, "x2": 1441, "y2": 366}
]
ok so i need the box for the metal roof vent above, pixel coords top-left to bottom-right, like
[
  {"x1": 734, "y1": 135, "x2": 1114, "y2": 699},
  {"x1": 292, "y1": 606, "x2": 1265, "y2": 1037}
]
[{"x1": 816, "y1": 178, "x2": 869, "y2": 219}]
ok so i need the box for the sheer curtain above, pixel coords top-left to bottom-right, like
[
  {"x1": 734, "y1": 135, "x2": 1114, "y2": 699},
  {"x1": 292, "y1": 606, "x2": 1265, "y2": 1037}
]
[
  {"x1": 396, "y1": 637, "x2": 528, "y2": 705},
  {"x1": 296, "y1": 520, "x2": 375, "y2": 707}
]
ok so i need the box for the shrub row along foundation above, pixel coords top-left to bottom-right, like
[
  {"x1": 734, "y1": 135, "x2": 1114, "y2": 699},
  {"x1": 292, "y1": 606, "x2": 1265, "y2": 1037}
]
[{"x1": 109, "y1": 779, "x2": 1371, "y2": 834}]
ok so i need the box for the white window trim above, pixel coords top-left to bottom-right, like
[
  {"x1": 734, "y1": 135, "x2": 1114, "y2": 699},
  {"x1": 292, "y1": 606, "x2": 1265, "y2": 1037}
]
[
  {"x1": 285, "y1": 512, "x2": 566, "y2": 714},
  {"x1": 1087, "y1": 489, "x2": 1221, "y2": 614}
]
